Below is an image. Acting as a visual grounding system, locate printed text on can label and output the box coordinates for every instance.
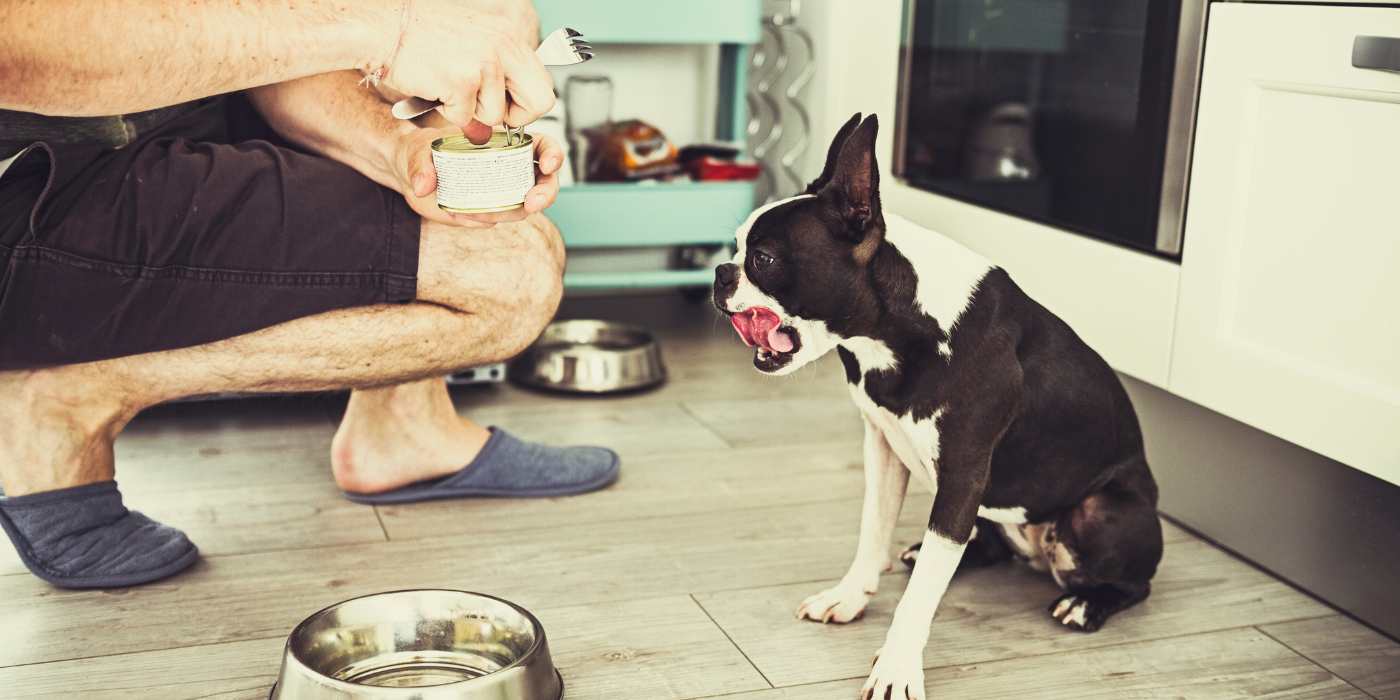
[432,145,535,212]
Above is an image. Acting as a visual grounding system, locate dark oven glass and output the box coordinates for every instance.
[895,0,1182,254]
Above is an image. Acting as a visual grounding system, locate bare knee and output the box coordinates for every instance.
[528,213,566,272]
[416,216,564,360]
[496,215,563,354]
[497,226,563,356]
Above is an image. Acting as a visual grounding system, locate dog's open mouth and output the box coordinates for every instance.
[728,306,801,372]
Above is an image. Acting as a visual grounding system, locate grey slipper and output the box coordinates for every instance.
[343,427,620,505]
[0,481,200,589]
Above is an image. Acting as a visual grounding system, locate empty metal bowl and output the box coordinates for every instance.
[271,589,562,699]
[510,320,666,394]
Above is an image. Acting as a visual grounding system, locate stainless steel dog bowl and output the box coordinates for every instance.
[510,320,666,394]
[271,589,562,699]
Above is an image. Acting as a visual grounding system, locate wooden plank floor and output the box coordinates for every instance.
[2,294,1396,699]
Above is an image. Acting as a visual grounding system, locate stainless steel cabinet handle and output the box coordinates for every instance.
[1353,36,1400,73]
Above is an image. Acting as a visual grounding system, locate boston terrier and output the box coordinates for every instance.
[713,114,1163,700]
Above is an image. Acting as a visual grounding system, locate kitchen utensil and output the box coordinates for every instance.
[563,74,613,182]
[391,27,594,130]
[563,74,613,133]
[271,589,562,699]
[510,320,666,394]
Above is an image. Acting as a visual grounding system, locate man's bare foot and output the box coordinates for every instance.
[330,378,491,494]
[0,366,135,496]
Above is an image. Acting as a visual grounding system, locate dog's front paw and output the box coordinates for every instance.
[861,648,926,700]
[796,584,873,624]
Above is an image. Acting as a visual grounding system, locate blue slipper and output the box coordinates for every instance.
[0,481,200,589]
[343,428,620,505]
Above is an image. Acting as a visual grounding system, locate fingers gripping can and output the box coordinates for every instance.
[430,133,535,214]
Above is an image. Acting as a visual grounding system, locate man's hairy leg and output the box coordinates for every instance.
[329,211,568,495]
[0,216,563,498]
[310,73,566,496]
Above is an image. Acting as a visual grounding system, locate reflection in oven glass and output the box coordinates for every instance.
[896,0,1182,254]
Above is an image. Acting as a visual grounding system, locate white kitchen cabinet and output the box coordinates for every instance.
[1172,3,1400,483]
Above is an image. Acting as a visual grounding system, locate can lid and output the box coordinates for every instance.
[432,132,533,153]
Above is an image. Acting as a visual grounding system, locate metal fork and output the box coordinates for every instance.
[391,26,594,143]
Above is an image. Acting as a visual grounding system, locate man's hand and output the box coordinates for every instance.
[395,127,566,228]
[384,0,554,141]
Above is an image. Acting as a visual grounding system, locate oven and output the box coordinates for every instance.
[894,0,1206,257]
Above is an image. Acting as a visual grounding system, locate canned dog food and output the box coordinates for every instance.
[431,132,535,214]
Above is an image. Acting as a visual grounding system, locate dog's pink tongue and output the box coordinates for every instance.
[741,307,793,352]
[730,307,793,352]
[767,326,794,352]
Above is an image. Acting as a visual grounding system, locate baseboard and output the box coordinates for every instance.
[1120,373,1400,642]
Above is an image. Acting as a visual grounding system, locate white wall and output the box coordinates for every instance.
[796,0,902,176]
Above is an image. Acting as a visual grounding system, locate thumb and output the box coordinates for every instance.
[406,137,436,197]
[464,119,494,145]
[408,145,436,197]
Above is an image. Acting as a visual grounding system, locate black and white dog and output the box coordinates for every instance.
[713,114,1163,699]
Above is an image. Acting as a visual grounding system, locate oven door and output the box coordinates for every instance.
[894,0,1204,257]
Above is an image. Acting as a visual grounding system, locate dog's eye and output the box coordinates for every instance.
[753,252,775,270]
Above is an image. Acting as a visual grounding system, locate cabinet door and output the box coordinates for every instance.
[1172,3,1400,482]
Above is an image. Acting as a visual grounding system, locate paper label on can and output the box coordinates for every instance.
[432,145,535,211]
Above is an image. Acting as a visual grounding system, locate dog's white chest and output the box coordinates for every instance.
[849,385,941,491]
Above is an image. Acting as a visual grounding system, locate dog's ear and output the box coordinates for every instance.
[804,113,863,195]
[819,114,883,264]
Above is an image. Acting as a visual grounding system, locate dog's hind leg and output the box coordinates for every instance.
[899,517,1012,572]
[1045,464,1163,633]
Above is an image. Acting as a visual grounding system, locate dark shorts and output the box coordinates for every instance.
[0,96,420,370]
